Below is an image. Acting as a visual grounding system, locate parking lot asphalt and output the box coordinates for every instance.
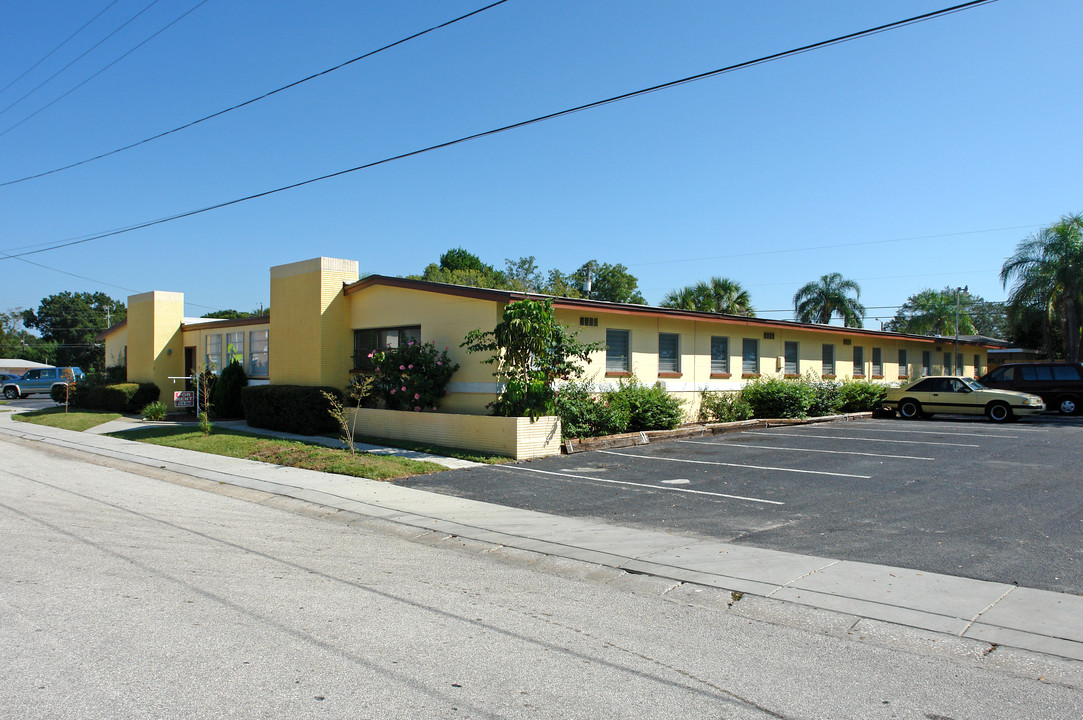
[398,414,1083,595]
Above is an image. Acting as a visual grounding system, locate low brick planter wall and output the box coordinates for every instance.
[345,408,561,460]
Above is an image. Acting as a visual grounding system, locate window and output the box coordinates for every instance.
[742,338,758,375]
[944,352,953,374]
[354,326,421,369]
[784,341,799,375]
[658,333,680,374]
[922,351,932,376]
[1052,364,1082,380]
[249,330,269,376]
[988,366,1014,382]
[898,349,908,377]
[871,348,882,377]
[710,336,729,375]
[205,334,222,372]
[853,346,864,377]
[606,329,630,373]
[974,354,981,376]
[956,353,964,375]
[225,332,245,367]
[822,344,835,376]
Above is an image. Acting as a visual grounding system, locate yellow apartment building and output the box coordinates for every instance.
[100,256,994,416]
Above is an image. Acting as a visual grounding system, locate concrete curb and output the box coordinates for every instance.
[563,412,873,453]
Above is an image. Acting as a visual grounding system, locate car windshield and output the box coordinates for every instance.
[961,378,986,391]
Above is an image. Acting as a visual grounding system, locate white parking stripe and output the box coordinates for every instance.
[501,464,784,505]
[792,425,1014,439]
[597,450,873,479]
[743,431,979,448]
[676,439,935,461]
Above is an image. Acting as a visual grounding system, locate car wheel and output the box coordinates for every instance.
[898,399,922,420]
[986,401,1012,423]
[3,386,18,400]
[1057,396,1078,415]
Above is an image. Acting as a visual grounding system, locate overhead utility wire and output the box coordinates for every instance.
[0,0,123,96]
[0,0,513,186]
[0,0,163,118]
[0,0,211,138]
[1,0,999,260]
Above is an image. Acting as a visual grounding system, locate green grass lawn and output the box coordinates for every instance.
[13,407,122,431]
[114,426,444,481]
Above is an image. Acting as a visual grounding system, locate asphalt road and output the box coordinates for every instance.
[398,415,1083,595]
[3,437,1082,719]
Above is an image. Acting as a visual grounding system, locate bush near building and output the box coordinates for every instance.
[242,385,343,435]
[556,379,684,439]
[211,360,248,419]
[54,380,160,413]
[698,376,888,423]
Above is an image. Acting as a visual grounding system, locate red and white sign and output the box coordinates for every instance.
[174,390,195,408]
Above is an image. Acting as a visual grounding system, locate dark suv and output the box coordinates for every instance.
[977,362,1083,415]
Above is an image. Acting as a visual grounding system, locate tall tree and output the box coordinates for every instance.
[793,273,865,327]
[884,288,978,337]
[408,247,508,289]
[21,291,126,370]
[571,260,646,304]
[1001,213,1083,361]
[1,309,47,362]
[661,277,753,316]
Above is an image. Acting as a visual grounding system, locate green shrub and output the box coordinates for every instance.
[740,377,815,419]
[141,401,168,421]
[211,360,248,418]
[50,383,76,404]
[242,385,343,435]
[835,379,888,413]
[698,389,753,423]
[369,340,459,412]
[608,379,685,432]
[68,381,160,413]
[555,381,630,439]
[805,377,841,417]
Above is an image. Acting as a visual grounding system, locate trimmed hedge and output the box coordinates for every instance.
[241,385,343,435]
[212,360,247,418]
[60,381,160,413]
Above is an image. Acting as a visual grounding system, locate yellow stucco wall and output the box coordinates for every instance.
[557,307,988,420]
[126,291,185,410]
[103,325,128,369]
[347,284,503,414]
[269,257,359,387]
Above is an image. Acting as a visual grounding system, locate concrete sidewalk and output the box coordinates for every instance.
[3,411,1082,663]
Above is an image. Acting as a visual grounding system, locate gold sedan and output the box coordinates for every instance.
[883,376,1045,423]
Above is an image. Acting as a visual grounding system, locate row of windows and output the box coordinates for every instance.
[604,330,982,377]
[205,330,269,376]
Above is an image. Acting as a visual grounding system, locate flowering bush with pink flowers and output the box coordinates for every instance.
[367,340,459,411]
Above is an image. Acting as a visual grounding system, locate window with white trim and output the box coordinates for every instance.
[606,329,630,373]
[249,330,269,376]
[710,336,729,374]
[742,338,758,375]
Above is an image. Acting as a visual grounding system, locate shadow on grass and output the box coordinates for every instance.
[112,426,445,481]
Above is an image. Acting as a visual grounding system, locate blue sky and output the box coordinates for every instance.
[2,0,1081,328]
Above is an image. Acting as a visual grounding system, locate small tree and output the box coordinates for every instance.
[462,298,602,419]
[323,375,374,454]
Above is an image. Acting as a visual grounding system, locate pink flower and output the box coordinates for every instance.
[367,351,374,358]
[413,406,421,411]
[436,361,442,366]
[414,393,420,399]
[401,386,406,392]
[390,389,396,394]
[399,365,405,370]
[408,364,413,369]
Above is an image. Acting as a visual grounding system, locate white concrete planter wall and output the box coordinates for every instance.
[345,408,561,460]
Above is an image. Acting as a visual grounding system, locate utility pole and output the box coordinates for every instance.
[954,285,968,376]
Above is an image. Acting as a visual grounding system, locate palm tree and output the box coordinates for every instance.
[1001,213,1083,361]
[886,288,977,336]
[661,277,754,316]
[793,273,865,327]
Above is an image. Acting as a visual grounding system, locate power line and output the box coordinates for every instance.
[0,0,211,139]
[0,0,1000,260]
[0,0,164,119]
[0,0,513,187]
[0,0,122,97]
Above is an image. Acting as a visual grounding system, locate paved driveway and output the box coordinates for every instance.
[398,415,1083,595]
